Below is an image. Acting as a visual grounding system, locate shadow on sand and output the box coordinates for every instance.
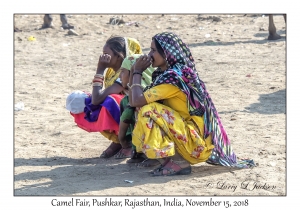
[14,156,244,196]
[245,89,286,115]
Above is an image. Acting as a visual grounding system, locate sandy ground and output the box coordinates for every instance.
[14,14,286,196]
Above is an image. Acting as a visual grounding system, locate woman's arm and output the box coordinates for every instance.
[91,53,124,105]
[129,55,151,107]
[129,73,147,107]
[92,83,124,105]
[128,65,134,106]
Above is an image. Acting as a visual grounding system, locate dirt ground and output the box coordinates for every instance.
[13,14,286,196]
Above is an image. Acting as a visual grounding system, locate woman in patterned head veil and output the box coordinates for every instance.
[69,35,143,159]
[129,32,254,176]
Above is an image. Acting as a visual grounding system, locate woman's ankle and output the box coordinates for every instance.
[118,139,132,149]
[121,143,132,149]
[169,153,190,168]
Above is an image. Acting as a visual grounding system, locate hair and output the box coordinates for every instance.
[153,38,166,59]
[105,36,126,59]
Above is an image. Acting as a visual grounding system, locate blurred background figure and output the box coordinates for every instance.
[42,14,74,29]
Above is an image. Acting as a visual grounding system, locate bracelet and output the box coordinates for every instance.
[130,84,143,89]
[93,73,104,85]
[93,82,103,87]
[127,83,131,89]
[94,74,104,80]
[94,74,104,79]
[92,78,103,83]
[94,77,104,81]
[132,72,143,76]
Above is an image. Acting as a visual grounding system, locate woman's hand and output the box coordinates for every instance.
[97,54,111,73]
[134,54,152,73]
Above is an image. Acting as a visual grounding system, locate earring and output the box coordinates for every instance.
[165,58,170,68]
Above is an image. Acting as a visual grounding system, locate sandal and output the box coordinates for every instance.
[126,150,146,163]
[152,159,191,176]
[206,159,220,166]
[136,158,161,167]
[150,158,171,174]
[114,147,132,159]
[100,142,122,158]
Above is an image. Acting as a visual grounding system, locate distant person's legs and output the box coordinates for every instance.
[60,14,74,30]
[42,14,74,29]
[41,14,54,28]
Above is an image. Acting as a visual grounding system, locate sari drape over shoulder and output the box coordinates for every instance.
[133,32,254,168]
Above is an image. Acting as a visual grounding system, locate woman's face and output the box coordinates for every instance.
[119,68,130,88]
[102,44,120,67]
[148,40,166,69]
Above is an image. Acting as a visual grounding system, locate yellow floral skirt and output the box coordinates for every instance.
[132,102,214,164]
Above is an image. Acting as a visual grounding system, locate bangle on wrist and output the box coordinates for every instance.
[93,73,104,87]
[93,82,103,87]
[94,74,104,79]
[92,78,103,83]
[130,84,143,90]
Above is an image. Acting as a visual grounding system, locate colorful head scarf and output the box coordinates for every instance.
[125,37,143,57]
[146,32,254,168]
[104,37,143,88]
